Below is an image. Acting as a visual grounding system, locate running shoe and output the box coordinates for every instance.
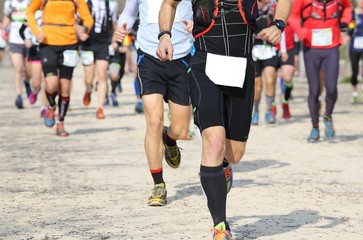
[307,128,320,143]
[163,126,181,168]
[44,107,55,127]
[223,159,233,194]
[351,91,359,104]
[282,102,291,119]
[23,79,31,98]
[104,95,110,106]
[212,222,233,240]
[323,115,335,138]
[96,108,105,119]
[29,92,38,105]
[56,122,69,137]
[147,183,167,206]
[83,91,91,106]
[271,104,277,118]
[15,95,24,109]
[135,101,144,113]
[265,112,275,124]
[40,108,47,118]
[110,93,119,107]
[251,112,259,125]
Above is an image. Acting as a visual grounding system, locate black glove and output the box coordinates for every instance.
[340,22,348,32]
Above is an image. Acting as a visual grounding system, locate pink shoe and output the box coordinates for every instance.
[29,92,38,105]
[40,109,47,118]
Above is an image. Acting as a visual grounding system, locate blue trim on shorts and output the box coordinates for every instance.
[137,54,145,65]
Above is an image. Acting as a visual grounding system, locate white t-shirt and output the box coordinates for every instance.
[4,0,30,44]
[118,0,194,60]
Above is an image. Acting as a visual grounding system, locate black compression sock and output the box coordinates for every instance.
[111,80,119,94]
[200,164,227,226]
[164,129,176,146]
[58,96,70,122]
[150,168,164,185]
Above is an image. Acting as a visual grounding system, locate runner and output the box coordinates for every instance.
[278,18,296,119]
[157,0,291,238]
[0,23,6,63]
[347,0,363,103]
[2,0,31,109]
[26,0,94,136]
[289,0,352,142]
[19,10,49,116]
[114,0,194,206]
[252,0,279,125]
[80,0,118,119]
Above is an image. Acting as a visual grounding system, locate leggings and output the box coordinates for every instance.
[303,46,339,127]
[349,51,363,87]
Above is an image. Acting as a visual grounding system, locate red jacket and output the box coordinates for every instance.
[288,0,352,49]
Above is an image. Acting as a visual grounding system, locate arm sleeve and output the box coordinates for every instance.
[111,1,119,22]
[19,24,27,40]
[117,0,139,31]
[26,0,43,36]
[340,0,353,25]
[77,0,94,33]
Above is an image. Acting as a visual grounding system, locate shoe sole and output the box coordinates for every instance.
[147,199,166,206]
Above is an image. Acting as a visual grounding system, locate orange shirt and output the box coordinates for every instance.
[26,0,94,46]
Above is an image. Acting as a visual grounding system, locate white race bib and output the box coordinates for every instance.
[80,50,94,66]
[353,36,363,49]
[206,53,247,88]
[312,28,333,47]
[108,45,115,56]
[146,0,181,23]
[63,50,79,67]
[252,44,275,61]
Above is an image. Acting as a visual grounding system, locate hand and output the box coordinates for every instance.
[257,25,282,45]
[75,24,87,34]
[182,19,193,33]
[36,32,45,42]
[25,39,33,48]
[342,35,350,46]
[114,23,129,43]
[111,41,118,50]
[78,32,89,42]
[281,52,288,62]
[156,34,173,61]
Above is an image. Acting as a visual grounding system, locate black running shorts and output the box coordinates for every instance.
[136,49,190,106]
[28,45,41,62]
[81,40,109,62]
[188,50,255,142]
[254,54,280,77]
[280,50,295,66]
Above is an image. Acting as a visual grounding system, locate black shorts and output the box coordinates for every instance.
[136,49,190,106]
[292,41,301,56]
[80,40,109,63]
[280,50,295,66]
[39,44,78,80]
[188,50,255,142]
[254,55,279,77]
[28,45,41,62]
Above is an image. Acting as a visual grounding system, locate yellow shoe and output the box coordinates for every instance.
[147,183,167,206]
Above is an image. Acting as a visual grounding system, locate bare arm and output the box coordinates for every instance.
[258,0,292,45]
[156,0,181,61]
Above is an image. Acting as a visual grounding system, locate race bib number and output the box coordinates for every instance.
[146,0,181,23]
[108,45,115,56]
[206,53,247,88]
[311,28,333,47]
[252,45,276,61]
[63,50,79,67]
[80,50,94,66]
[353,36,363,49]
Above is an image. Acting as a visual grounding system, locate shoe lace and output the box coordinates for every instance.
[151,185,165,197]
[165,145,181,158]
[211,228,232,240]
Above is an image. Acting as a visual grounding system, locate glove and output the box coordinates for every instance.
[340,22,348,32]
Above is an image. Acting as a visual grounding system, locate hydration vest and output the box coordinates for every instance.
[301,0,343,23]
[86,0,113,33]
[192,0,258,39]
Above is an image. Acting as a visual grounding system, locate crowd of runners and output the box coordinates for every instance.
[0,0,361,239]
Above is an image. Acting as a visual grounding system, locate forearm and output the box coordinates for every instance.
[159,0,180,32]
[26,0,42,36]
[2,16,11,30]
[274,0,292,23]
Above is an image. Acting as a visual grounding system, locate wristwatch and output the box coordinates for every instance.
[271,19,286,33]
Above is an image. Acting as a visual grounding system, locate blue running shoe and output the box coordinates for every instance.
[23,79,31,98]
[44,107,55,127]
[307,128,320,143]
[265,112,275,124]
[135,101,144,113]
[252,112,259,125]
[110,93,119,107]
[223,159,233,194]
[212,222,233,240]
[15,95,24,109]
[323,116,335,138]
[104,95,110,106]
